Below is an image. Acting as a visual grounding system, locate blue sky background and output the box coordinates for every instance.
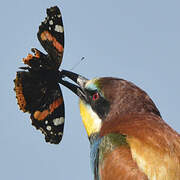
[1,0,180,179]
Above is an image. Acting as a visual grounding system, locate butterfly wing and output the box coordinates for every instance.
[14,69,65,144]
[37,6,64,69]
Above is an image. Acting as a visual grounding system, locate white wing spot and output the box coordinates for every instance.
[58,132,63,136]
[45,120,48,125]
[46,125,51,131]
[53,117,64,126]
[49,20,53,25]
[49,26,51,30]
[57,14,61,18]
[54,25,64,33]
[44,19,47,24]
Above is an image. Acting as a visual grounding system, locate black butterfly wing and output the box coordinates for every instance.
[37,6,64,69]
[14,70,65,144]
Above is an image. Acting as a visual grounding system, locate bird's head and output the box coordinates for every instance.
[60,70,161,138]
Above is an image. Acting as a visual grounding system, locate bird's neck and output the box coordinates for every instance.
[89,132,129,179]
[89,133,101,179]
[89,133,100,144]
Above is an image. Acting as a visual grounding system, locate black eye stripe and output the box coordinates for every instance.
[86,89,98,96]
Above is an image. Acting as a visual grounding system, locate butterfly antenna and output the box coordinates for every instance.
[60,57,85,80]
[70,57,85,71]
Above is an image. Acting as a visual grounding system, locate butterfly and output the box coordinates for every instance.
[14,6,65,144]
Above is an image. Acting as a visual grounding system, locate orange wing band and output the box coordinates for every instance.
[33,97,63,121]
[40,31,64,53]
[14,76,27,112]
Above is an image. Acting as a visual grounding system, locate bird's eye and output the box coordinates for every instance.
[92,92,99,101]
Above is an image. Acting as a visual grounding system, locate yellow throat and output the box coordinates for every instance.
[79,100,102,137]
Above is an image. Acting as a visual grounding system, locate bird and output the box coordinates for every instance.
[59,69,180,180]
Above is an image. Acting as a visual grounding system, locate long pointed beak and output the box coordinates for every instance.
[59,70,89,102]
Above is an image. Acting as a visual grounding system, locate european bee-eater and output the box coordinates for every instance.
[60,70,180,180]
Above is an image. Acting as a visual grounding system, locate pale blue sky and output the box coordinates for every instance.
[1,1,180,179]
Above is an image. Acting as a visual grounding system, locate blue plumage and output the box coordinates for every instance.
[90,134,101,180]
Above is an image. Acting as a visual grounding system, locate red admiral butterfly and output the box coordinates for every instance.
[14,6,65,144]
